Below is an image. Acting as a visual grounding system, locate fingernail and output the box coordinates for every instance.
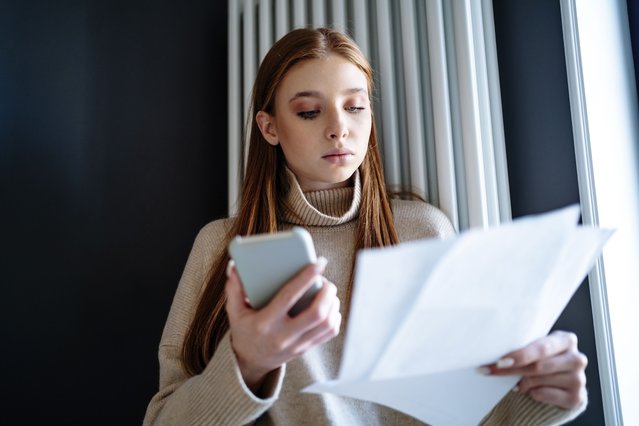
[476,366,491,375]
[496,357,515,369]
[511,385,520,392]
[316,256,328,270]
[226,259,235,277]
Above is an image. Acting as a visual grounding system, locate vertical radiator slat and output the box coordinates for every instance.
[416,0,438,205]
[375,0,401,188]
[391,0,411,188]
[443,0,469,229]
[469,0,500,226]
[400,0,428,198]
[259,0,273,61]
[312,0,326,26]
[352,0,369,58]
[293,0,307,28]
[426,0,459,229]
[481,0,511,223]
[452,0,488,228]
[275,0,288,39]
[228,0,242,214]
[243,0,257,169]
[331,0,346,32]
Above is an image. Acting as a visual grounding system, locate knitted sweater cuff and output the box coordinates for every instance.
[481,389,587,425]
[190,332,285,424]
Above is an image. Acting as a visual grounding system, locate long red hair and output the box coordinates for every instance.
[182,27,399,376]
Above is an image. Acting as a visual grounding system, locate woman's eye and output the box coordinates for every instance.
[297,110,320,120]
[346,106,366,113]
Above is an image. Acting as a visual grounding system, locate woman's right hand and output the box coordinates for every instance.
[224,257,341,393]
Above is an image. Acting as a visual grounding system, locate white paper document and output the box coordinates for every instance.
[304,205,612,425]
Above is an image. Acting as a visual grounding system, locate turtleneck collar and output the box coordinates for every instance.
[279,167,361,226]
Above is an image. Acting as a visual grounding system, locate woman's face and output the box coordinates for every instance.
[257,55,372,191]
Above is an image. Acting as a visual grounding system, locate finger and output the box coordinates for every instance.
[292,319,341,356]
[289,280,338,337]
[267,257,328,316]
[225,262,251,320]
[296,293,341,342]
[226,260,251,305]
[518,370,586,394]
[308,300,342,345]
[225,259,236,278]
[289,297,342,356]
[527,385,588,410]
[490,350,588,377]
[493,331,578,370]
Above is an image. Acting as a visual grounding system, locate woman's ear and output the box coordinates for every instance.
[255,111,279,146]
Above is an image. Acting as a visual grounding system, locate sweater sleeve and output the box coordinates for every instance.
[143,221,285,426]
[392,199,457,241]
[480,388,587,425]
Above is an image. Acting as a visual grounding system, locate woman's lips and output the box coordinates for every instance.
[322,149,354,164]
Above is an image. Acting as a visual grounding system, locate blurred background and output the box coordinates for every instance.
[1,0,227,424]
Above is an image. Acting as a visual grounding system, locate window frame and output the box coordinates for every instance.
[560,0,639,424]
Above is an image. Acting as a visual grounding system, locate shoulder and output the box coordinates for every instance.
[159,217,236,347]
[196,216,235,242]
[192,217,235,259]
[391,199,456,242]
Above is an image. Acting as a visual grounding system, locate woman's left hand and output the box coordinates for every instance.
[482,330,588,410]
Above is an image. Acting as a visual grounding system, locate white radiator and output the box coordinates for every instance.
[228,0,510,231]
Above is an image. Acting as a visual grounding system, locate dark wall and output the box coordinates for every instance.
[1,1,227,424]
[629,0,639,94]
[493,1,603,424]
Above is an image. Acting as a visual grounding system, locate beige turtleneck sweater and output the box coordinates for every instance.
[143,171,586,425]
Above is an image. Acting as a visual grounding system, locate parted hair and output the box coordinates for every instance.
[182,27,400,376]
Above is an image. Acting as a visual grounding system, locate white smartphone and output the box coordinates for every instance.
[228,227,323,316]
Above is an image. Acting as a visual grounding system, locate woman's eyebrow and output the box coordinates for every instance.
[344,87,367,95]
[288,87,367,103]
[289,90,321,102]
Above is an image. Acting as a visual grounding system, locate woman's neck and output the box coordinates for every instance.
[279,167,361,227]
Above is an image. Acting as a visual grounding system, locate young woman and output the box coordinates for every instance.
[144,28,588,425]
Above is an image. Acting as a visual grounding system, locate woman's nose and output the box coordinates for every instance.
[325,109,349,141]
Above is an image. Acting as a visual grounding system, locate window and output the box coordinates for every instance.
[561,0,639,423]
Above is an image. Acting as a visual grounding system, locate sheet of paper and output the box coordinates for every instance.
[304,205,612,425]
